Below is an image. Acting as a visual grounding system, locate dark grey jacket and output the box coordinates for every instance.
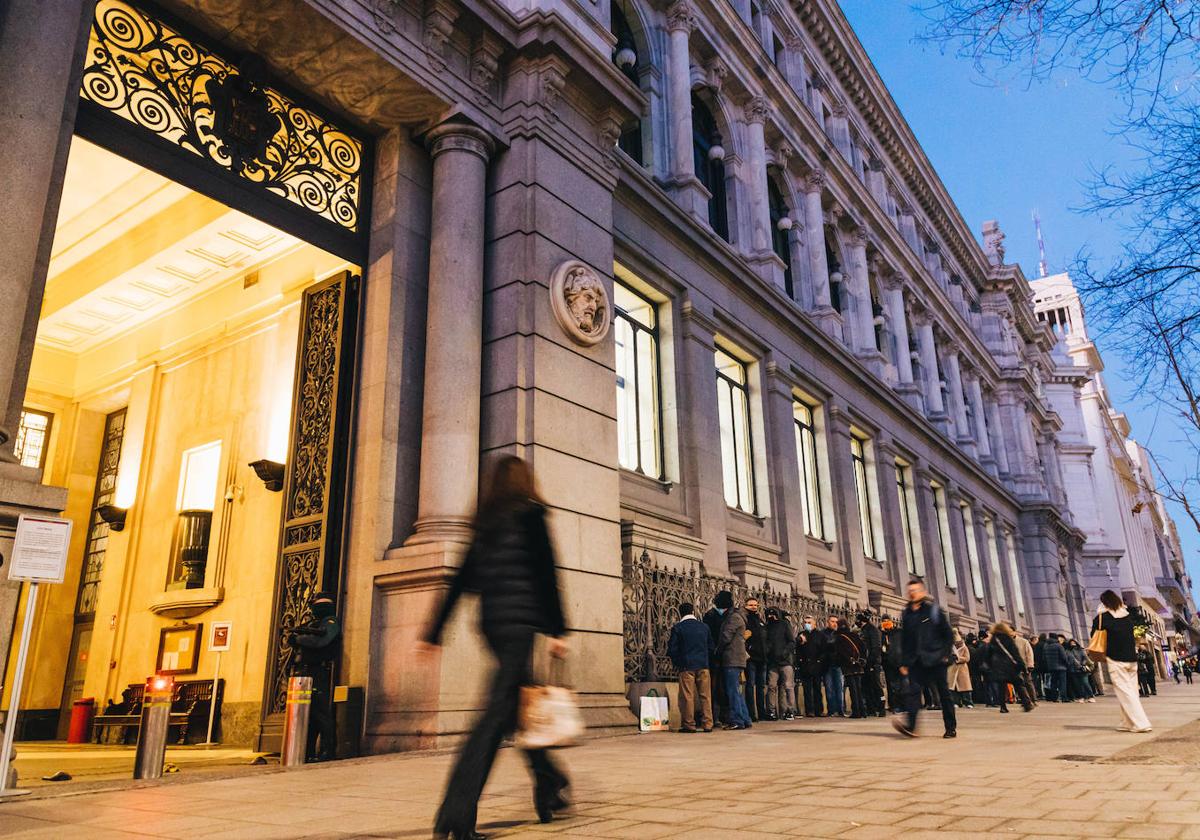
[717,607,749,668]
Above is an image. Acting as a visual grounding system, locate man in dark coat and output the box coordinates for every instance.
[1041,634,1070,702]
[794,614,826,716]
[667,602,713,732]
[703,597,729,725]
[881,618,903,712]
[743,598,768,721]
[857,611,885,717]
[290,592,342,761]
[764,607,796,720]
[714,590,753,729]
[893,579,956,738]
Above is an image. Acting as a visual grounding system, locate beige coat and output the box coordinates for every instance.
[947,641,972,692]
[1014,635,1035,669]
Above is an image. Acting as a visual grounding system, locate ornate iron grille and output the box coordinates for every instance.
[77,409,126,618]
[80,0,363,232]
[623,549,882,683]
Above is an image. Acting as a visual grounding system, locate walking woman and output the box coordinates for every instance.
[419,456,571,840]
[947,629,973,707]
[1095,590,1152,733]
[986,622,1034,713]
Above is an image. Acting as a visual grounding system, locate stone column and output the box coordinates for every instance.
[987,398,1011,477]
[882,276,915,385]
[945,484,977,618]
[787,225,811,308]
[0,0,94,452]
[664,1,708,219]
[943,350,975,453]
[912,461,947,602]
[0,0,87,691]
[802,172,840,337]
[914,316,947,426]
[873,435,907,584]
[764,364,810,581]
[827,102,852,160]
[745,97,771,254]
[898,206,920,253]
[744,97,785,290]
[865,158,887,206]
[408,122,495,545]
[967,375,995,468]
[847,229,876,356]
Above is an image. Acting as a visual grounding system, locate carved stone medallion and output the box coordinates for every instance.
[549,260,611,346]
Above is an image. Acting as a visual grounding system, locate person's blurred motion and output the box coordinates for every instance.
[417,455,571,840]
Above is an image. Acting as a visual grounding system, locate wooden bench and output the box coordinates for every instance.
[92,679,224,745]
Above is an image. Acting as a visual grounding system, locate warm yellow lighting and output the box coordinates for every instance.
[114,470,138,509]
[266,330,296,463]
[177,441,222,511]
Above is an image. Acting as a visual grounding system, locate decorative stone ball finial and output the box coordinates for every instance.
[550,260,611,346]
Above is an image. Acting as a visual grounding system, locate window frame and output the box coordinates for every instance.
[931,481,957,591]
[14,408,53,471]
[983,515,1006,609]
[614,281,665,479]
[793,399,826,540]
[895,461,922,576]
[1005,529,1027,616]
[715,348,757,515]
[959,501,986,601]
[850,435,877,561]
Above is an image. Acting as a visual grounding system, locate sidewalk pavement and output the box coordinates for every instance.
[11,744,264,788]
[1,681,1198,838]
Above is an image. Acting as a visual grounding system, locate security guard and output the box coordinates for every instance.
[289,591,341,761]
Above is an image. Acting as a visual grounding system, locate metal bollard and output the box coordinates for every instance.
[134,675,174,780]
[280,676,312,767]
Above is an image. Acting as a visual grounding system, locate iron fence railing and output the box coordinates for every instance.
[622,548,889,683]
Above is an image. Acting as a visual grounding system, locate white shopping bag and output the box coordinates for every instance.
[639,689,669,732]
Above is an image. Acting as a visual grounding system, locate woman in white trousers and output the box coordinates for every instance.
[1093,590,1152,733]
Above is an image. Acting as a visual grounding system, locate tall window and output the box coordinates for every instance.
[14,408,52,470]
[610,2,643,164]
[1005,529,1027,616]
[896,462,922,575]
[851,435,877,560]
[768,178,793,299]
[716,348,755,513]
[78,409,126,617]
[793,400,825,540]
[984,515,1005,608]
[932,481,957,590]
[959,502,985,600]
[614,282,662,478]
[692,94,729,241]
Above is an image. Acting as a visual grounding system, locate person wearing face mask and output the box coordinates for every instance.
[289,592,342,762]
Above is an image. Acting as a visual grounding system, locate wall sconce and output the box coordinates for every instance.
[776,214,793,232]
[614,32,637,69]
[97,504,128,532]
[249,459,285,492]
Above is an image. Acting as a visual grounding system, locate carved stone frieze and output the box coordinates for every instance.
[550,260,611,346]
[470,32,504,105]
[423,0,459,71]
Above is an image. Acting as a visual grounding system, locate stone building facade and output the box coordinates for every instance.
[0,0,1105,750]
[1034,273,1199,659]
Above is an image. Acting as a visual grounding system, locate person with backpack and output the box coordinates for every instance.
[893,579,956,739]
[834,617,867,718]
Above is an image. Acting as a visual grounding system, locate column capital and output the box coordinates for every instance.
[666,0,699,33]
[425,120,497,162]
[880,272,906,293]
[804,169,825,192]
[744,95,772,125]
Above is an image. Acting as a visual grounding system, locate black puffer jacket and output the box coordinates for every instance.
[745,611,768,664]
[424,501,565,644]
[858,621,883,668]
[765,616,795,667]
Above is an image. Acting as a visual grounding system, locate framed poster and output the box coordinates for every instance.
[9,514,72,583]
[209,621,232,652]
[157,623,202,675]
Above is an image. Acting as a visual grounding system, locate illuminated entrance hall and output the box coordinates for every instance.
[4,136,350,745]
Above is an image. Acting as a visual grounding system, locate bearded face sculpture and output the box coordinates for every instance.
[550,260,611,346]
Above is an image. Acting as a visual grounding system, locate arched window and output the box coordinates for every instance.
[768,178,793,299]
[610,2,644,164]
[691,93,729,241]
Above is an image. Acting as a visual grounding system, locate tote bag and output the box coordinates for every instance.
[514,637,585,749]
[639,688,669,732]
[1086,613,1108,663]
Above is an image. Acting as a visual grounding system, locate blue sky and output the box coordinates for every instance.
[837,1,1200,602]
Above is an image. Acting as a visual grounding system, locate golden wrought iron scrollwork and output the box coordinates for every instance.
[80,0,362,232]
[265,273,356,716]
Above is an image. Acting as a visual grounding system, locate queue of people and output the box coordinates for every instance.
[665,580,1168,739]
